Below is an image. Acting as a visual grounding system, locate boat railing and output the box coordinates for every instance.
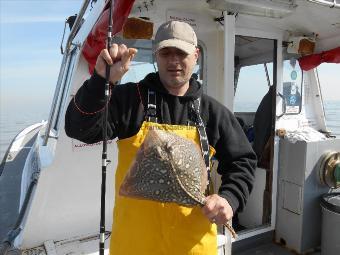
[65,0,92,54]
[306,0,340,9]
[43,0,91,146]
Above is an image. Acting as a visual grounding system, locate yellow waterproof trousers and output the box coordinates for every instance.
[109,121,217,255]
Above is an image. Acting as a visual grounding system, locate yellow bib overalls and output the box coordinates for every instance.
[109,120,217,255]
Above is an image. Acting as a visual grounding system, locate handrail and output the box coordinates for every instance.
[43,55,69,146]
[307,0,340,9]
[66,0,92,54]
[43,0,91,146]
[276,92,286,118]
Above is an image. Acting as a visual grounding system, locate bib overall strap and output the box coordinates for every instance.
[190,98,211,186]
[145,89,158,122]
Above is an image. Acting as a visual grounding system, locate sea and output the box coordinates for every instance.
[0,100,339,161]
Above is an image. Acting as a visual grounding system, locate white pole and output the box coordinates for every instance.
[223,11,235,111]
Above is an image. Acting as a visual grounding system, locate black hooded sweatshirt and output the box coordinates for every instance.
[65,71,257,213]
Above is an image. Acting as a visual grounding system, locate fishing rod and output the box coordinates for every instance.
[100,0,114,254]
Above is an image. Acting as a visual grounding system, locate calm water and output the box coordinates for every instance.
[0,100,339,161]
[324,100,340,137]
[0,103,50,161]
[234,100,340,135]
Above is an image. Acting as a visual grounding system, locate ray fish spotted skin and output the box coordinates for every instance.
[119,129,238,239]
[119,129,207,206]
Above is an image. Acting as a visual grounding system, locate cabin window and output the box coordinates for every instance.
[234,63,273,112]
[233,35,275,113]
[282,58,302,114]
[118,39,155,84]
[193,44,207,93]
[316,63,340,137]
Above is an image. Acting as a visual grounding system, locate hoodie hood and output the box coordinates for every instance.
[140,72,203,100]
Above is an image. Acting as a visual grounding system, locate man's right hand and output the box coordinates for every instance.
[95,44,137,84]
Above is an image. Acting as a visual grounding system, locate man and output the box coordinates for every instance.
[65,20,256,255]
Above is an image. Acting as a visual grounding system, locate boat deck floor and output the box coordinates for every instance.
[0,130,39,242]
[1,241,322,255]
[234,242,320,255]
[231,229,321,255]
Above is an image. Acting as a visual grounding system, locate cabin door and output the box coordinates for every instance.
[233,35,277,235]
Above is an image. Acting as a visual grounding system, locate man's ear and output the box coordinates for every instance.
[195,47,200,60]
[193,48,199,63]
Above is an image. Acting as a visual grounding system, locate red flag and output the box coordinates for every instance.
[298,47,340,71]
[82,0,136,74]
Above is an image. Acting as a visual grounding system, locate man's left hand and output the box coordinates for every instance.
[201,194,234,225]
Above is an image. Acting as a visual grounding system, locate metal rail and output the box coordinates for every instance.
[65,0,92,54]
[307,0,340,9]
[43,0,92,146]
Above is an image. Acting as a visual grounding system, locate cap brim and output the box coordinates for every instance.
[154,39,196,55]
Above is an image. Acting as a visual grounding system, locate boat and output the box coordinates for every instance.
[1,0,340,254]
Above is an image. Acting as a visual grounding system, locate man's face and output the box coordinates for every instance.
[155,47,199,90]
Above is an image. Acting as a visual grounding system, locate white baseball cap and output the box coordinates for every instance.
[153,20,197,54]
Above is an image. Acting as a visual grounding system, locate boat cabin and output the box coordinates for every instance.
[1,0,339,254]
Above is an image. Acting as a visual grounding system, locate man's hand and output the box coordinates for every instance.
[201,194,234,225]
[95,44,137,84]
